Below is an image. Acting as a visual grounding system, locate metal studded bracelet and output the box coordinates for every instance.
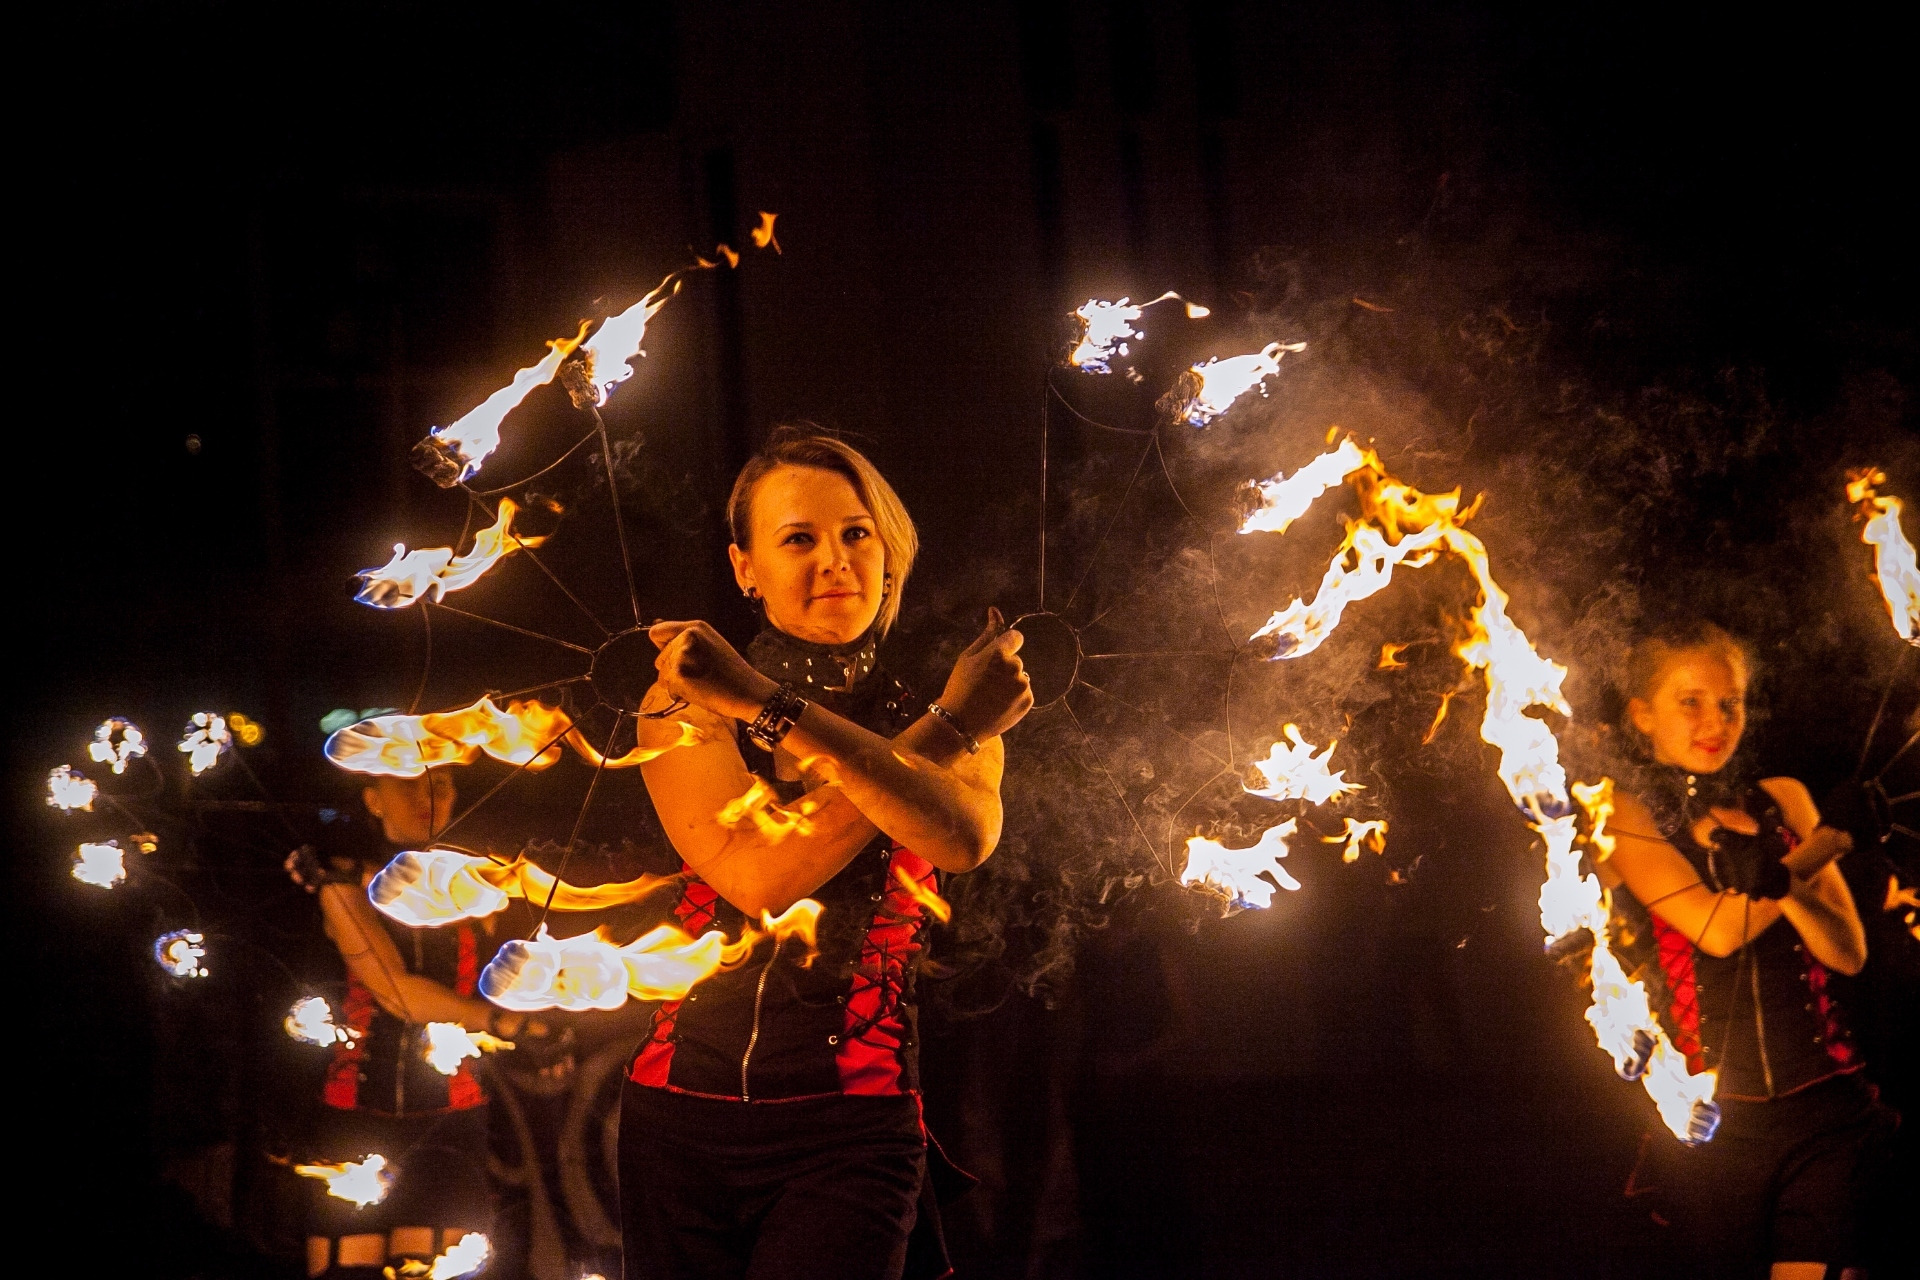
[926,702,980,754]
[745,683,808,753]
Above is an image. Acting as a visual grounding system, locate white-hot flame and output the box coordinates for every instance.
[293,1154,392,1208]
[578,276,680,405]
[355,498,546,610]
[1241,438,1371,535]
[178,713,231,776]
[89,718,148,774]
[154,930,208,978]
[1323,818,1388,863]
[422,1022,485,1075]
[1243,724,1364,805]
[368,849,673,927]
[326,697,699,779]
[421,322,589,484]
[285,996,354,1047]
[1848,469,1920,644]
[1170,341,1306,427]
[73,841,127,888]
[48,764,98,811]
[1067,292,1210,374]
[1181,821,1301,909]
[429,1232,492,1279]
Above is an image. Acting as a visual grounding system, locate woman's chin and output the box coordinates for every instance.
[775,604,875,645]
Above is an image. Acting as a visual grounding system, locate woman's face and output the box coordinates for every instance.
[1627,649,1747,774]
[730,465,886,645]
[362,770,457,846]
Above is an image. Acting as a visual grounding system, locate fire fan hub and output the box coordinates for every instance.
[1011,612,1080,709]
[589,627,662,713]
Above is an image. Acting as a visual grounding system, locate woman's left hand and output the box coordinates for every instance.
[650,620,779,722]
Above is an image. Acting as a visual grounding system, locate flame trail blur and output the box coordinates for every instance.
[1182,821,1301,909]
[1067,292,1210,374]
[285,996,354,1046]
[355,498,547,609]
[1323,818,1389,863]
[155,930,208,978]
[414,321,590,486]
[1165,341,1306,427]
[368,848,675,927]
[178,712,232,775]
[89,717,148,774]
[294,1154,392,1208]
[1239,447,1718,1142]
[750,211,781,253]
[47,765,97,811]
[72,840,126,887]
[1847,468,1920,644]
[325,697,701,779]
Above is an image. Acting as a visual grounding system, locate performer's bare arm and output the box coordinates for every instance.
[1756,777,1866,975]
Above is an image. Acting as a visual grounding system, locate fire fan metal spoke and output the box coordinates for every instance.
[1058,696,1166,874]
[429,723,580,847]
[534,714,625,933]
[591,407,643,628]
[460,486,613,639]
[426,601,598,656]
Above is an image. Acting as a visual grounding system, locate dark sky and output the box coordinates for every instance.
[27,4,1920,1276]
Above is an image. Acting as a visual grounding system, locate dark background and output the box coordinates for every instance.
[24,3,1920,1277]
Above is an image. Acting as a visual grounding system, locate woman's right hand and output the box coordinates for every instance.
[935,608,1034,743]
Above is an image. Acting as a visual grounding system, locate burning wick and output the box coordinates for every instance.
[575,274,682,406]
[88,717,148,774]
[367,849,675,927]
[285,996,354,1047]
[1066,292,1211,375]
[355,497,547,610]
[426,1232,492,1279]
[47,764,97,812]
[178,713,232,776]
[154,930,208,978]
[421,1022,511,1075]
[294,1154,393,1208]
[1847,468,1920,644]
[72,841,127,888]
[1164,341,1306,427]
[413,321,591,487]
[1181,821,1301,910]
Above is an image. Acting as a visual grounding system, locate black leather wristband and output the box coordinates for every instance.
[745,683,808,753]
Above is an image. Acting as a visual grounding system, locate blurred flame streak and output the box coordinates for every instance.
[1242,438,1372,535]
[154,930,208,978]
[1067,292,1210,374]
[369,848,676,927]
[694,245,741,270]
[479,899,823,1012]
[293,1154,392,1208]
[750,211,781,253]
[178,712,232,775]
[325,697,702,778]
[285,996,354,1047]
[427,1232,492,1280]
[892,865,952,923]
[47,765,97,811]
[1847,468,1920,644]
[1351,297,1396,313]
[1421,690,1456,745]
[73,840,126,887]
[717,778,826,842]
[89,717,148,774]
[355,498,547,610]
[1169,341,1307,427]
[579,276,681,405]
[1378,643,1412,670]
[421,321,590,483]
[1572,778,1617,862]
[1182,821,1301,909]
[1243,724,1363,805]
[1323,818,1388,863]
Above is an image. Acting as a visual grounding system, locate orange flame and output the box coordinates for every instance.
[717,778,828,842]
[1847,468,1920,644]
[1243,724,1363,805]
[1168,341,1306,427]
[1421,690,1456,745]
[579,275,681,405]
[355,498,546,610]
[892,864,952,923]
[325,697,701,779]
[1181,821,1301,908]
[293,1154,392,1208]
[1323,818,1388,863]
[1378,643,1411,669]
[72,840,126,888]
[750,211,781,253]
[368,848,675,927]
[420,321,590,484]
[47,765,97,811]
[1067,292,1211,374]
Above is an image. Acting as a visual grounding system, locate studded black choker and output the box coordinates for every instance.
[746,627,881,697]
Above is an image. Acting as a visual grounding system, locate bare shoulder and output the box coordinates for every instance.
[1757,776,1818,838]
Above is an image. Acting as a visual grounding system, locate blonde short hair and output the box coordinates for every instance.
[1622,620,1753,710]
[726,426,918,637]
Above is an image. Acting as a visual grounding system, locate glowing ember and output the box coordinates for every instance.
[1323,818,1388,863]
[47,765,97,812]
[88,718,148,774]
[1167,341,1306,427]
[1181,821,1301,909]
[577,275,680,406]
[368,849,673,927]
[892,864,952,923]
[1847,468,1920,644]
[293,1154,392,1208]
[415,321,590,487]
[1378,643,1412,669]
[1241,438,1372,535]
[131,831,159,854]
[355,498,546,610]
[1067,292,1210,374]
[178,713,232,775]
[428,1232,492,1279]
[228,712,264,746]
[72,841,127,888]
[717,778,826,843]
[285,996,354,1047]
[1884,876,1920,942]
[326,697,698,779]
[750,211,781,253]
[154,929,208,978]
[1243,725,1363,805]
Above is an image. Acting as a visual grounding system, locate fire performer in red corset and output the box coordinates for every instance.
[287,770,552,1278]
[1603,623,1895,1280]
[618,428,1032,1280]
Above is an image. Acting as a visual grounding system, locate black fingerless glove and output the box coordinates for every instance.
[1713,829,1793,901]
[284,844,357,892]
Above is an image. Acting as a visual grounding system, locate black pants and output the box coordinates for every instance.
[619,1083,927,1280]
[1662,1072,1896,1277]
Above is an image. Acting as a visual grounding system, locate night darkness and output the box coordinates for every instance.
[24,4,1920,1278]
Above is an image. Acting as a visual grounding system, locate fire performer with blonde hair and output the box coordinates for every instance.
[616,426,1032,1279]
[1602,621,1894,1280]
[286,769,553,1278]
